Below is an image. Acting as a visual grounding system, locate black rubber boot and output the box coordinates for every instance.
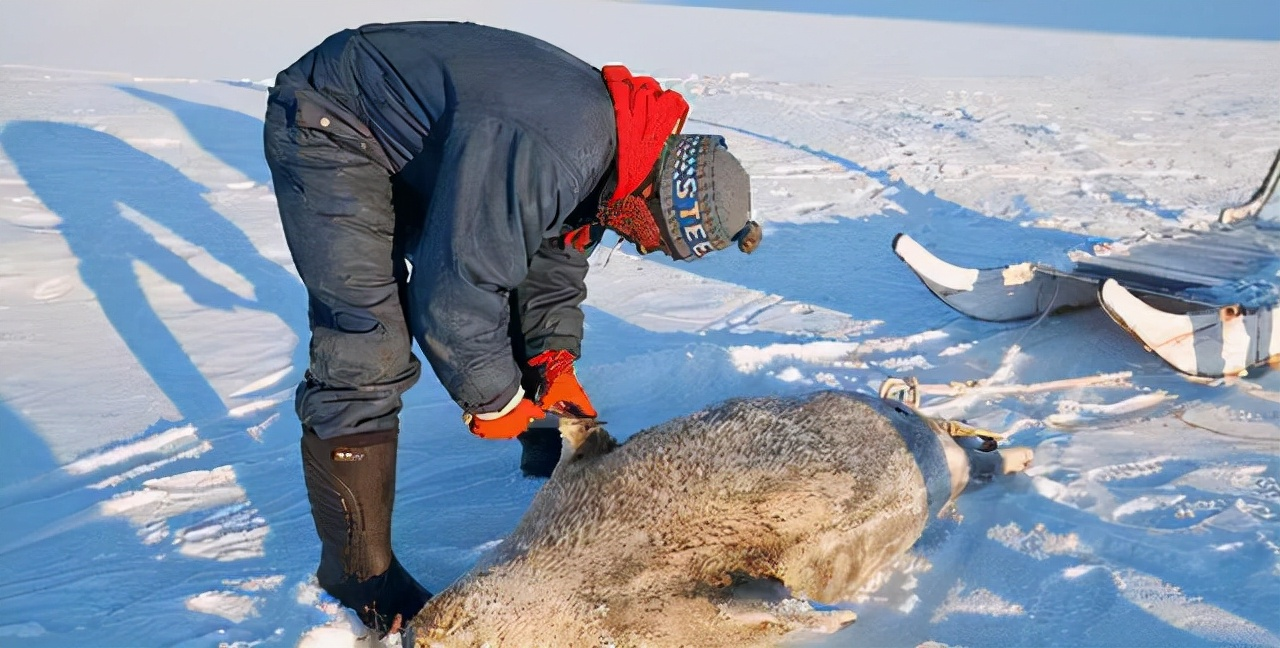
[518,424,562,478]
[301,428,431,634]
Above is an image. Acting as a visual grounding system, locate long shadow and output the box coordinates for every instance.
[111,87,310,373]
[0,400,57,489]
[0,121,304,424]
[0,398,164,644]
[659,121,1095,337]
[0,400,63,549]
[116,86,272,186]
[0,121,312,645]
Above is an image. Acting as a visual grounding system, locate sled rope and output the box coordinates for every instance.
[879,369,1141,443]
[877,377,1007,441]
[925,416,1006,442]
[879,372,1133,404]
[1012,280,1060,349]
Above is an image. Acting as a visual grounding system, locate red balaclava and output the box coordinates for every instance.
[564,65,689,252]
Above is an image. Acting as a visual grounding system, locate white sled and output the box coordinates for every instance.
[1099,279,1278,378]
[893,149,1280,378]
[892,232,1228,321]
[891,233,1098,322]
[896,232,1277,378]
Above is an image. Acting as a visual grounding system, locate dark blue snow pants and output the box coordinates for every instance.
[264,51,421,440]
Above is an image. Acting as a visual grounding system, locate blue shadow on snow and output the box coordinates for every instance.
[0,119,313,645]
[0,400,58,491]
[0,121,304,424]
[116,85,272,186]
[656,121,1096,336]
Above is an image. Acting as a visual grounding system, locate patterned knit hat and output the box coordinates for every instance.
[655,134,761,261]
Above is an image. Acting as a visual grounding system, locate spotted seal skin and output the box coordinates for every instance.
[413,390,1032,647]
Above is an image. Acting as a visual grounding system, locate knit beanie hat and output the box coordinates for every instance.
[655,134,761,261]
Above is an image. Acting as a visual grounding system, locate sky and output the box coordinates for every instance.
[641,0,1280,41]
[3,0,1277,84]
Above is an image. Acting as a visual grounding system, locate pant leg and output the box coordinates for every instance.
[264,83,420,439]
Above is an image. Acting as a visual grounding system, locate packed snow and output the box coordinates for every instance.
[0,1,1277,646]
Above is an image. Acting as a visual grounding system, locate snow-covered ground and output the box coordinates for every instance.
[1,1,1278,646]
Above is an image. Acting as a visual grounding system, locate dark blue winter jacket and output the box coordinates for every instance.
[276,22,618,415]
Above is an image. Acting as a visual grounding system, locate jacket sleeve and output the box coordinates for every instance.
[513,236,590,359]
[407,116,577,415]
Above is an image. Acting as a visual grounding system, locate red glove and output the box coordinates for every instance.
[528,350,597,418]
[465,398,545,440]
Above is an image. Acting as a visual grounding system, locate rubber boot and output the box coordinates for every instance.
[518,424,562,478]
[301,427,431,635]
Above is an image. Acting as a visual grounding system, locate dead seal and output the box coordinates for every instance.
[413,390,1032,647]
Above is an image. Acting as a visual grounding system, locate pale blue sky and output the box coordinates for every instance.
[641,0,1280,40]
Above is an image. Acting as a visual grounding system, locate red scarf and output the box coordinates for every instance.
[564,65,690,252]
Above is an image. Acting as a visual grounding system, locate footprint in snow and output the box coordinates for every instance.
[32,276,75,301]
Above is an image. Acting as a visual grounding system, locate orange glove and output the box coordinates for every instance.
[465,398,545,440]
[528,350,597,418]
